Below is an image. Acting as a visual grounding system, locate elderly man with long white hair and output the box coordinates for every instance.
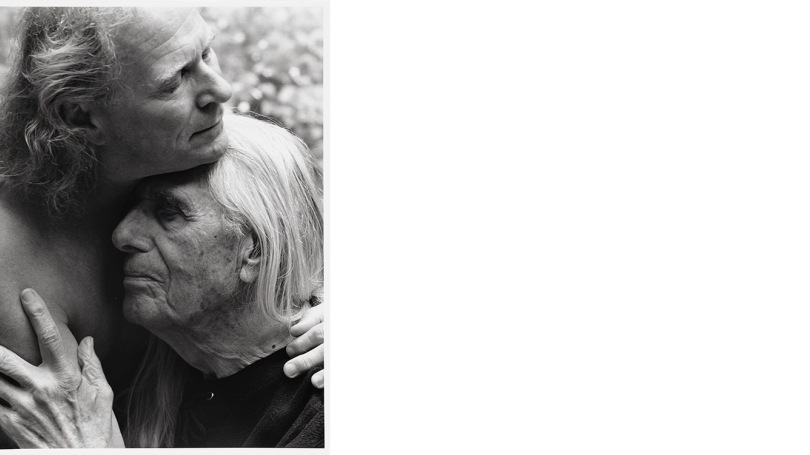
[0,114,325,448]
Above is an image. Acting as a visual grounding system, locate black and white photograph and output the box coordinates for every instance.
[0,5,326,449]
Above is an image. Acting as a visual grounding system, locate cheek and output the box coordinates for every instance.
[113,79,187,134]
[165,240,242,311]
[128,100,191,138]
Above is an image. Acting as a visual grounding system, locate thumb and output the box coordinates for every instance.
[78,337,108,386]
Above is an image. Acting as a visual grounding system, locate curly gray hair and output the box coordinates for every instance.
[0,7,134,220]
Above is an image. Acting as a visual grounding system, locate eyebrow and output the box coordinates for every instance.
[152,190,191,214]
[152,26,220,93]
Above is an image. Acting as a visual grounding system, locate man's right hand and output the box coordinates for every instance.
[0,289,124,448]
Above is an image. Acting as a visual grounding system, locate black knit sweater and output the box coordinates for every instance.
[174,348,324,448]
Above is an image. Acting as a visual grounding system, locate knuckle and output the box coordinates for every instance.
[299,352,316,369]
[34,377,72,400]
[96,381,113,399]
[41,381,62,397]
[300,309,316,325]
[0,352,20,380]
[287,339,303,355]
[313,324,324,343]
[299,307,312,319]
[313,345,325,363]
[0,411,19,431]
[0,349,13,368]
[55,368,82,391]
[31,387,55,404]
[26,301,47,318]
[39,327,60,346]
[14,399,35,419]
[313,302,325,320]
[101,386,114,401]
[59,374,81,391]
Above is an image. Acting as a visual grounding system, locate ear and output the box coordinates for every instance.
[238,233,261,284]
[59,101,106,145]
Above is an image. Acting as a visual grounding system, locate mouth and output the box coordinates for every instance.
[196,120,220,134]
[122,267,159,282]
[122,274,162,297]
[122,275,157,285]
[191,114,224,140]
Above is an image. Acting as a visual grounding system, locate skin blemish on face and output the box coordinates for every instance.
[116,169,248,336]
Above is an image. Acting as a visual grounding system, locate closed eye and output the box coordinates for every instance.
[157,208,182,222]
[153,192,189,225]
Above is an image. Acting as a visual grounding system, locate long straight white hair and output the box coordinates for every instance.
[123,113,324,447]
[208,113,324,325]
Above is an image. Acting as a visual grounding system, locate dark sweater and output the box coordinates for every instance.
[174,349,324,448]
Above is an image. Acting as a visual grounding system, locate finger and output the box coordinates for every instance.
[290,304,324,337]
[311,370,324,389]
[0,375,25,409]
[283,345,324,379]
[286,322,324,356]
[0,413,40,449]
[20,290,74,377]
[0,348,34,390]
[77,338,109,389]
[0,405,19,435]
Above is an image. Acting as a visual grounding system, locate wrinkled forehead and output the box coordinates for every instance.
[133,163,212,200]
[112,7,205,63]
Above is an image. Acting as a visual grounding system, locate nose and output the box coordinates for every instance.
[112,208,151,254]
[195,57,233,109]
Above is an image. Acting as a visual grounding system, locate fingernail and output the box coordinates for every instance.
[284,363,298,378]
[21,288,36,303]
[314,375,324,388]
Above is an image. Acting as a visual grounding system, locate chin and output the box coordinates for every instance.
[189,122,229,158]
[122,295,154,327]
[182,136,229,171]
[121,297,139,324]
[206,129,230,160]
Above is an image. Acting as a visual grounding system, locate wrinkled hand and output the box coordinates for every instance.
[285,303,325,388]
[0,289,124,448]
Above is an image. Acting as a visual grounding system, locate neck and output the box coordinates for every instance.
[154,305,293,379]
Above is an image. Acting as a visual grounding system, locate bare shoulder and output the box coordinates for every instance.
[0,193,51,364]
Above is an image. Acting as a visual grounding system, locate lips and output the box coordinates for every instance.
[123,274,159,286]
[123,273,153,280]
[196,118,221,134]
[193,106,224,137]
[122,264,160,282]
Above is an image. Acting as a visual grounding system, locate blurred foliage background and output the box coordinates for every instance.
[0,6,324,166]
